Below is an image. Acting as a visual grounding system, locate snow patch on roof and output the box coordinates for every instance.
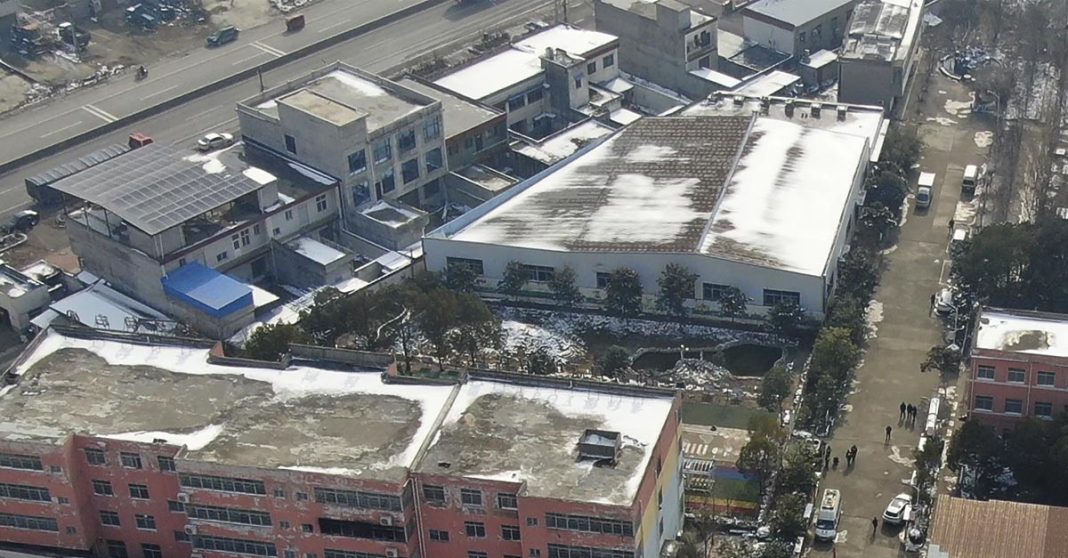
[323,69,387,97]
[102,424,223,451]
[513,24,617,58]
[515,120,616,165]
[291,237,348,266]
[975,309,1068,358]
[434,49,545,100]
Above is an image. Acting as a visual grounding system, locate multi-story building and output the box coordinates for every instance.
[966,307,1068,430]
[237,62,448,212]
[742,0,857,58]
[0,329,683,558]
[53,143,341,338]
[593,0,719,99]
[838,0,924,114]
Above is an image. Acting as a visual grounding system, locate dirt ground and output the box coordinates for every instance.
[0,72,32,113]
[0,213,80,274]
[202,0,280,30]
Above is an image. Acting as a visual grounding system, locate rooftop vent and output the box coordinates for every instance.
[837,105,848,121]
[810,103,822,118]
[784,99,795,117]
[732,95,745,106]
[577,429,621,465]
[759,97,771,114]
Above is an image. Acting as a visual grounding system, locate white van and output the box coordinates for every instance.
[917,172,935,208]
[962,164,979,192]
[814,488,842,541]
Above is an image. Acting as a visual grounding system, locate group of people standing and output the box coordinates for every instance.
[899,401,921,427]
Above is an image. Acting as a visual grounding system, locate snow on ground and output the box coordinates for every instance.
[500,320,585,362]
[102,424,224,451]
[974,131,994,148]
[866,299,884,339]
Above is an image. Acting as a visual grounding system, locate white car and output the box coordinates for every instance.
[882,493,913,525]
[197,132,234,152]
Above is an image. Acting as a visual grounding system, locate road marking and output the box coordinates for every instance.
[140,84,179,101]
[318,20,349,34]
[251,41,286,57]
[231,52,267,66]
[82,104,118,123]
[40,120,84,138]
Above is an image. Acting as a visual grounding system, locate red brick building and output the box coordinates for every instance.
[967,307,1068,430]
[0,331,682,558]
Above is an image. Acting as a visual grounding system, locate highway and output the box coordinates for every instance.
[0,0,586,217]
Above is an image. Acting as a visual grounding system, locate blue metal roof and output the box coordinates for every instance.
[161,262,253,319]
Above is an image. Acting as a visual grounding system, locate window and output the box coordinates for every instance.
[254,224,262,235]
[92,480,114,496]
[272,227,281,236]
[240,228,251,247]
[175,530,190,542]
[527,88,544,103]
[402,158,420,184]
[1035,401,1054,418]
[280,521,291,529]
[548,545,633,558]
[423,484,446,502]
[587,61,597,74]
[398,129,417,153]
[603,53,615,67]
[469,552,488,558]
[460,488,483,506]
[316,194,328,213]
[100,511,120,526]
[447,257,484,276]
[596,272,611,289]
[574,77,582,89]
[157,455,175,472]
[503,525,522,541]
[497,492,518,509]
[520,264,555,282]
[129,484,150,499]
[424,117,442,141]
[348,149,367,174]
[508,95,526,111]
[232,233,241,250]
[378,168,396,193]
[284,134,297,154]
[425,148,443,173]
[1038,371,1056,386]
[296,492,309,501]
[120,452,142,469]
[302,524,314,533]
[106,540,128,558]
[546,513,634,537]
[274,487,286,498]
[0,512,58,532]
[1008,368,1026,383]
[180,473,266,495]
[1004,399,1023,414]
[216,251,229,263]
[313,487,402,511]
[194,535,278,556]
[0,452,43,470]
[142,544,162,558]
[527,517,539,527]
[429,529,450,542]
[465,521,486,537]
[285,552,297,558]
[974,395,994,411]
[531,551,542,558]
[702,283,730,301]
[135,514,156,530]
[168,500,185,513]
[325,552,400,558]
[373,140,392,163]
[0,483,51,502]
[50,465,61,473]
[189,504,272,526]
[763,289,800,307]
[83,448,106,465]
[976,365,996,380]
[799,32,806,43]
[284,209,294,221]
[352,181,370,206]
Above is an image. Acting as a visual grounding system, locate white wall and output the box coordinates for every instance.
[742,16,796,54]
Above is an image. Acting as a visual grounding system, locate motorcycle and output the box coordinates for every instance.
[135,66,148,81]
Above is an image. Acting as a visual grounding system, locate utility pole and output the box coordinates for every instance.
[258,68,265,92]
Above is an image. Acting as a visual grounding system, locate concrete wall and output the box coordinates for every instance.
[444,114,507,171]
[743,3,854,57]
[742,16,796,54]
[838,58,895,109]
[0,280,49,331]
[271,238,353,290]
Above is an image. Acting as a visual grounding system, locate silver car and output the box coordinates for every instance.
[882,493,913,525]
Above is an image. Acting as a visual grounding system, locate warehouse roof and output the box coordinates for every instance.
[745,0,855,27]
[512,24,618,58]
[842,0,923,62]
[929,495,1068,558]
[974,307,1068,359]
[442,114,868,276]
[49,144,265,236]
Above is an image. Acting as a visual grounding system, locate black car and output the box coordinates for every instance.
[4,210,39,234]
[206,26,239,47]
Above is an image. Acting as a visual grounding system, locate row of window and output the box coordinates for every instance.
[585,53,615,76]
[973,396,1062,417]
[188,504,272,526]
[179,473,266,495]
[195,535,278,557]
[0,452,43,471]
[0,482,51,502]
[104,540,163,558]
[548,545,633,558]
[976,366,1060,386]
[0,512,58,532]
[337,117,442,176]
[545,513,634,537]
[313,487,403,511]
[92,480,150,499]
[422,484,517,510]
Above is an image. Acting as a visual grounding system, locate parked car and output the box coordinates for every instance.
[206,26,239,47]
[3,210,39,234]
[882,493,913,525]
[197,132,234,152]
[934,288,955,316]
[916,171,935,209]
[814,489,843,541]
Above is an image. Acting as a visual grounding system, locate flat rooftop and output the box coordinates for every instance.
[514,119,617,166]
[397,78,502,139]
[930,495,1068,558]
[254,67,430,131]
[974,308,1068,359]
[417,378,674,505]
[444,114,868,276]
[842,0,923,62]
[745,0,855,27]
[512,24,617,59]
[731,70,800,97]
[1,332,454,481]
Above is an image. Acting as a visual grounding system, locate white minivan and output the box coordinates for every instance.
[916,172,935,209]
[962,164,979,192]
[814,488,842,541]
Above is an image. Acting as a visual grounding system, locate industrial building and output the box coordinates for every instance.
[966,307,1068,430]
[0,328,682,558]
[423,112,874,320]
[742,0,857,57]
[838,0,925,113]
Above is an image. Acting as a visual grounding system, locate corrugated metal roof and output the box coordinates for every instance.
[930,495,1068,558]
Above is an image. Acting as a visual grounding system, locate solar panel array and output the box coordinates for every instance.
[25,143,131,188]
[49,144,264,236]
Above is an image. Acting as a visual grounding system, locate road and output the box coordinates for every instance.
[0,0,587,217]
[807,61,992,556]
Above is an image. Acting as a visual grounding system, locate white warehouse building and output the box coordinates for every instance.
[423,114,873,319]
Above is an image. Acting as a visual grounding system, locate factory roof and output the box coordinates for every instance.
[929,495,1068,558]
[0,331,676,497]
[512,24,618,59]
[397,78,502,139]
[514,119,617,166]
[247,64,434,131]
[48,144,265,236]
[745,0,856,27]
[417,376,674,505]
[842,0,923,62]
[440,114,868,276]
[974,307,1068,359]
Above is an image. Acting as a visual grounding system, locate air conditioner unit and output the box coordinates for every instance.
[385,549,399,558]
[379,516,394,526]
[184,525,198,536]
[177,492,191,504]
